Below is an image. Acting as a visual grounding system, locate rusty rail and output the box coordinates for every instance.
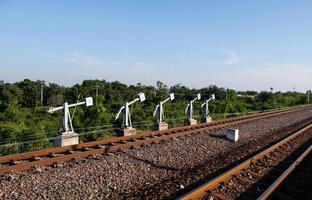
[0,105,310,175]
[177,118,312,200]
[257,144,312,200]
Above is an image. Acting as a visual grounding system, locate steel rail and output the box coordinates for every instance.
[177,119,312,200]
[0,105,310,175]
[257,144,312,200]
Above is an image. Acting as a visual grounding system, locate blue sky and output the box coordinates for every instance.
[0,1,312,91]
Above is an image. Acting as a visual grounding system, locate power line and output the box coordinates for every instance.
[0,128,116,148]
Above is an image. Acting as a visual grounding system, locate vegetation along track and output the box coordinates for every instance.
[178,120,312,200]
[0,105,311,175]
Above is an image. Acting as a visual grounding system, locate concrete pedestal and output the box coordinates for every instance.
[117,127,137,137]
[184,119,197,126]
[54,132,79,147]
[202,116,212,123]
[154,122,168,131]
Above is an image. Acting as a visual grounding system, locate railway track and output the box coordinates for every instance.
[178,118,312,200]
[258,142,312,200]
[0,105,310,175]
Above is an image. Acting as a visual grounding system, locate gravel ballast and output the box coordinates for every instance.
[2,108,312,200]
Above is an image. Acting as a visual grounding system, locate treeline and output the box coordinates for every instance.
[0,79,309,155]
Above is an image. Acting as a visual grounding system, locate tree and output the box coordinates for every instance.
[0,84,23,111]
[45,83,64,106]
[17,79,43,108]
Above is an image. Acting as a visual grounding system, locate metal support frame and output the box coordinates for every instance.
[185,94,201,120]
[153,93,174,123]
[201,94,215,117]
[116,93,145,128]
[48,97,93,135]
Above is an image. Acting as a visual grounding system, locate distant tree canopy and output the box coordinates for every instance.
[0,79,310,155]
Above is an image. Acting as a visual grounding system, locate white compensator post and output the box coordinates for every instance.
[47,97,93,146]
[201,94,215,117]
[48,97,93,134]
[185,93,201,120]
[153,93,175,123]
[115,93,145,129]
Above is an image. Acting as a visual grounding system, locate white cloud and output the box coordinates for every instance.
[199,50,240,65]
[134,62,146,66]
[210,64,312,92]
[64,59,176,87]
[257,62,299,68]
[282,63,298,67]
[64,53,103,66]
[223,51,239,65]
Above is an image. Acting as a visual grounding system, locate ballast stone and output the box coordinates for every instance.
[226,129,239,142]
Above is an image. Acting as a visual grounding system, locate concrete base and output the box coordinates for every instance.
[202,116,212,123]
[154,122,168,131]
[117,127,137,137]
[225,129,239,142]
[54,132,79,147]
[184,119,197,126]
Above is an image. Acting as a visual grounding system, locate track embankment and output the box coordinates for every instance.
[1,107,312,199]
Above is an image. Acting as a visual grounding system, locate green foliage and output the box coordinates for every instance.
[0,84,23,111]
[0,79,310,155]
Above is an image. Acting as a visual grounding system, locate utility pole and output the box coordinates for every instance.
[40,81,44,108]
[225,87,228,101]
[95,84,99,105]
